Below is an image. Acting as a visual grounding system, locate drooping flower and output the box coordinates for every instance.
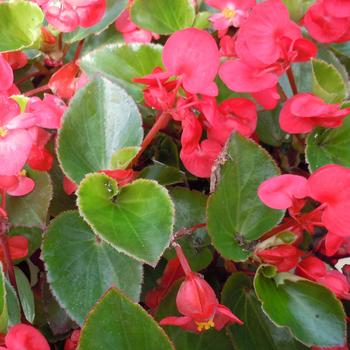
[159,244,243,332]
[1,171,35,197]
[279,93,350,134]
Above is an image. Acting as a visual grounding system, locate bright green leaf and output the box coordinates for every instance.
[58,76,143,184]
[110,147,140,169]
[0,265,7,333]
[43,211,142,325]
[77,174,174,265]
[0,1,43,52]
[281,0,313,21]
[78,288,174,350]
[79,43,163,102]
[254,267,346,347]
[131,0,195,34]
[207,133,284,261]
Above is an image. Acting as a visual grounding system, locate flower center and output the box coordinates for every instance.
[222,7,236,19]
[196,320,215,332]
[0,127,7,138]
[19,169,27,177]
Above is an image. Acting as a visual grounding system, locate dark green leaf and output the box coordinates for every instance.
[139,162,185,186]
[5,279,20,327]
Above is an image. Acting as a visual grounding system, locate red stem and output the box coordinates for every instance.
[24,84,50,97]
[287,67,298,95]
[173,243,192,276]
[74,39,85,62]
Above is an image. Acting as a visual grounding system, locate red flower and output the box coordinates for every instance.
[0,324,50,350]
[99,169,137,187]
[159,244,243,332]
[256,244,303,272]
[64,330,80,350]
[279,93,350,134]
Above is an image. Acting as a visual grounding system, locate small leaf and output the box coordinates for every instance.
[63,0,127,43]
[0,1,43,52]
[7,169,53,228]
[0,265,7,332]
[77,173,174,265]
[281,0,313,21]
[110,147,140,169]
[254,267,346,347]
[43,211,142,325]
[5,279,20,327]
[139,162,185,186]
[80,43,163,102]
[311,58,347,103]
[14,268,35,323]
[78,288,174,350]
[306,116,350,172]
[58,76,143,184]
[207,133,284,261]
[131,0,195,35]
[222,273,307,350]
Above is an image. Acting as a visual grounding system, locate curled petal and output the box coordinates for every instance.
[213,304,243,331]
[7,176,35,196]
[159,316,198,332]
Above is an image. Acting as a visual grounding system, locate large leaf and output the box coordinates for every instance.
[254,266,346,347]
[131,0,195,35]
[311,58,347,103]
[58,76,143,184]
[42,211,142,325]
[306,116,350,172]
[222,273,307,350]
[7,169,52,228]
[78,288,174,350]
[207,133,284,261]
[0,265,7,333]
[64,0,127,43]
[0,1,43,52]
[77,173,174,265]
[79,43,163,102]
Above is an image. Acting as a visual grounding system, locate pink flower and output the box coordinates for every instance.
[0,324,50,350]
[258,174,308,210]
[206,0,256,34]
[0,55,15,97]
[0,97,36,176]
[279,93,350,134]
[1,171,35,197]
[159,244,243,332]
[162,28,220,96]
[304,0,350,43]
[2,52,28,71]
[64,330,80,350]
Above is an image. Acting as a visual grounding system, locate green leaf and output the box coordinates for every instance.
[80,43,163,102]
[207,133,284,261]
[5,279,20,327]
[0,1,43,52]
[254,267,346,347]
[281,0,313,21]
[306,116,350,172]
[156,281,233,350]
[78,288,174,350]
[43,211,142,325]
[7,169,52,228]
[139,162,185,186]
[14,268,35,323]
[77,173,174,265]
[110,147,140,169]
[0,265,7,332]
[193,11,211,29]
[311,58,347,103]
[222,273,307,350]
[58,76,143,184]
[131,0,195,35]
[63,0,127,43]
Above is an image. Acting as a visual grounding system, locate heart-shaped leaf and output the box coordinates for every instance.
[79,44,163,102]
[254,266,346,347]
[42,211,142,325]
[77,173,174,265]
[78,288,174,350]
[207,133,284,261]
[131,0,195,35]
[58,76,143,184]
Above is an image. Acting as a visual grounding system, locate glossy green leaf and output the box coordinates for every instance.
[131,0,195,34]
[0,265,7,332]
[311,58,347,103]
[139,162,185,186]
[58,76,143,184]
[78,173,174,265]
[42,211,142,325]
[7,169,52,228]
[156,281,233,350]
[110,147,140,169]
[63,0,127,43]
[80,43,163,102]
[0,1,43,52]
[222,273,307,350]
[207,133,284,261]
[5,279,20,327]
[14,268,35,323]
[254,266,346,347]
[78,288,174,350]
[306,116,350,172]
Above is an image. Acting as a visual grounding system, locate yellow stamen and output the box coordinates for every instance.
[196,320,215,332]
[19,170,27,177]
[0,127,7,138]
[222,7,236,19]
